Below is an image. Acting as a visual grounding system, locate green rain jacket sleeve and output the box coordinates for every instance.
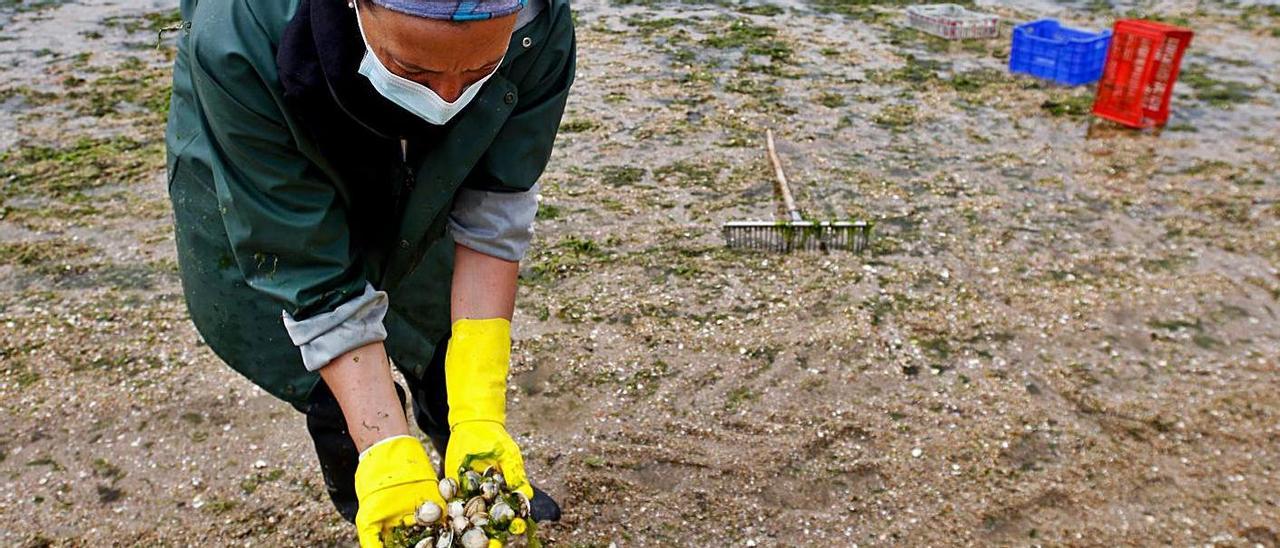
[187,2,384,371]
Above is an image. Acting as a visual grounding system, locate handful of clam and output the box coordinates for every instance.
[383,465,537,548]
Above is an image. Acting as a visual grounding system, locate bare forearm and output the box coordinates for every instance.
[452,243,519,321]
[316,245,514,452]
[317,341,408,452]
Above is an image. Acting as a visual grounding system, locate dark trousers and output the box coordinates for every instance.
[291,338,452,523]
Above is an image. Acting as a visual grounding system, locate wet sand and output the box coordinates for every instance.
[1,0,1278,545]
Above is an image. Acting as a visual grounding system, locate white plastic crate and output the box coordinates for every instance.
[906,4,999,40]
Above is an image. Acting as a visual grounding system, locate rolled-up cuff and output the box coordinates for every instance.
[281,282,388,372]
[358,434,416,462]
[447,183,540,262]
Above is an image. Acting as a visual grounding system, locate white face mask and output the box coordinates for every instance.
[353,5,503,125]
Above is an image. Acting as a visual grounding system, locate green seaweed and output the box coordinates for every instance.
[0,238,93,266]
[560,118,599,133]
[66,56,172,121]
[873,103,918,129]
[598,165,646,186]
[653,160,723,189]
[1040,92,1095,117]
[867,55,946,89]
[535,203,562,220]
[0,0,65,16]
[1180,64,1256,108]
[816,91,846,107]
[101,8,182,34]
[724,386,758,410]
[527,236,611,281]
[0,136,162,196]
[700,17,792,64]
[950,68,1014,93]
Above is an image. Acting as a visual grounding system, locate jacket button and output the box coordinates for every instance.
[400,240,410,249]
[522,36,532,48]
[504,91,516,104]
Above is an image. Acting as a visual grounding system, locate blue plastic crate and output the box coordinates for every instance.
[1009,19,1112,85]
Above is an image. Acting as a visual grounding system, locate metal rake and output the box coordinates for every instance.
[722,129,871,253]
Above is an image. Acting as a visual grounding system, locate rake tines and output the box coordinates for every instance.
[722,220,871,253]
[722,129,872,253]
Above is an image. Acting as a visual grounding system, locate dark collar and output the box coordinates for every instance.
[275,0,548,148]
[278,0,444,141]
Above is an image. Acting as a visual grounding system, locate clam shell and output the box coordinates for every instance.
[448,500,466,519]
[463,496,486,518]
[434,530,453,548]
[469,512,490,528]
[460,470,483,498]
[451,515,469,534]
[480,480,499,501]
[489,501,515,525]
[513,491,531,518]
[416,501,443,524]
[460,528,488,548]
[438,477,458,501]
[414,536,435,548]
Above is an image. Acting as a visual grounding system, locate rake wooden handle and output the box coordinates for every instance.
[766,129,803,222]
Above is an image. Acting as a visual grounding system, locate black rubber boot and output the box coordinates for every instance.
[530,485,563,522]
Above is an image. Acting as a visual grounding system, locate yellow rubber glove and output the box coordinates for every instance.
[354,435,446,547]
[443,318,535,499]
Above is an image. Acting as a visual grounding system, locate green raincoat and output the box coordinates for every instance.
[165,0,574,404]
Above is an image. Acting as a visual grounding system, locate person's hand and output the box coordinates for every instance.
[444,318,534,498]
[444,420,534,498]
[354,435,446,547]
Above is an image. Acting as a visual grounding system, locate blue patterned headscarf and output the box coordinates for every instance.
[368,0,526,21]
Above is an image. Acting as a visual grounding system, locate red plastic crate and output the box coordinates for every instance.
[1092,19,1194,128]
